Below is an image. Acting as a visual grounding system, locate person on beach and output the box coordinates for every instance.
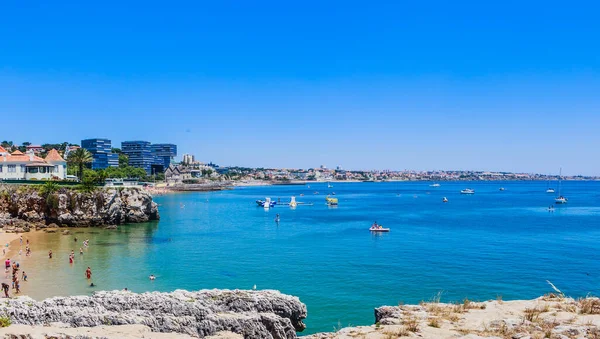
[18,249,21,256]
[26,239,29,246]
[14,277,20,294]
[48,250,52,259]
[69,254,74,264]
[19,236,22,245]
[85,267,92,279]
[22,271,27,282]
[4,258,9,270]
[1,283,8,298]
[80,247,84,255]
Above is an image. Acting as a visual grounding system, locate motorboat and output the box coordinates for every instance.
[326,196,338,206]
[256,197,276,208]
[442,197,448,203]
[460,188,475,194]
[499,187,506,191]
[369,225,390,232]
[289,196,297,208]
[327,182,333,188]
[430,183,441,187]
[546,188,555,193]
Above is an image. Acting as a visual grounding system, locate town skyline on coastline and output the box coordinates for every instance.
[0,139,597,181]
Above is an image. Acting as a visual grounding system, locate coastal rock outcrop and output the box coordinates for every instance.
[0,289,306,339]
[0,186,159,227]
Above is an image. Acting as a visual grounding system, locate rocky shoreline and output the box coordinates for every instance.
[0,186,159,230]
[306,294,600,339]
[0,289,306,339]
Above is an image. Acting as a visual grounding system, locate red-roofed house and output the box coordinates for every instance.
[0,148,67,180]
[25,145,44,154]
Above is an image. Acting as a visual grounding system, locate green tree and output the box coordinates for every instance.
[67,148,93,180]
[118,154,129,167]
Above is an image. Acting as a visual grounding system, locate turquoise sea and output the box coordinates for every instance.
[21,181,600,334]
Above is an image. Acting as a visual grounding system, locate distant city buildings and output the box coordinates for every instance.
[151,143,177,169]
[182,154,195,165]
[81,138,119,170]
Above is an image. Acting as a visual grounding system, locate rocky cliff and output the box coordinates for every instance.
[0,186,159,228]
[0,289,306,339]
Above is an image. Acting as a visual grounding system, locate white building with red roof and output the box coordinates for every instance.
[0,147,67,181]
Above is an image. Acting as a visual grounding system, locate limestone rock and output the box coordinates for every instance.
[0,289,306,339]
[0,187,159,228]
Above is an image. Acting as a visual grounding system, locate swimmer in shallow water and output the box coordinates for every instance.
[149,275,156,280]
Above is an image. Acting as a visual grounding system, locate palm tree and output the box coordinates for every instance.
[67,148,93,180]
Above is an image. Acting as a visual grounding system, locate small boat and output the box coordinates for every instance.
[256,197,276,208]
[327,182,333,188]
[289,196,297,208]
[442,197,448,203]
[326,196,338,206]
[430,183,441,187]
[499,187,506,191]
[369,226,390,232]
[555,196,568,204]
[460,188,475,194]
[546,188,556,193]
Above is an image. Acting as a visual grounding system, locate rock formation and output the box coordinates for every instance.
[306,295,600,338]
[0,186,159,228]
[0,289,306,339]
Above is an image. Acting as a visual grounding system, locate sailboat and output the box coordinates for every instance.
[554,168,567,204]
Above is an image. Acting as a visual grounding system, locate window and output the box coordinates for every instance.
[54,165,59,173]
[7,165,16,173]
[0,165,2,172]
[20,165,25,172]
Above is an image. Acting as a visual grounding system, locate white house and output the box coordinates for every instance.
[0,147,67,181]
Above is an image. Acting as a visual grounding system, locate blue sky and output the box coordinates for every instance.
[1,1,599,175]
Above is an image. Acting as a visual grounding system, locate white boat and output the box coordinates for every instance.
[554,168,567,204]
[460,188,475,194]
[327,182,333,188]
[555,196,568,204]
[289,196,297,208]
[430,183,441,187]
[369,226,390,232]
[546,177,555,193]
[499,187,505,191]
[442,197,448,203]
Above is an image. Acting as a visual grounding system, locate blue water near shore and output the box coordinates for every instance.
[25,181,600,334]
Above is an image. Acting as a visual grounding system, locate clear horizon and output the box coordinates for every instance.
[1,1,599,176]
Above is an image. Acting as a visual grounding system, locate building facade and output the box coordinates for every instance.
[0,147,67,180]
[81,138,119,170]
[121,141,158,174]
[151,143,177,169]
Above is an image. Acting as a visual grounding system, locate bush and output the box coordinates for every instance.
[0,316,11,327]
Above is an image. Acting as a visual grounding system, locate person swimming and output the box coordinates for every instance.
[149,275,156,280]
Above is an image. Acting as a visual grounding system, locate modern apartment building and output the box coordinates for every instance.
[151,143,177,169]
[121,141,158,174]
[81,138,119,170]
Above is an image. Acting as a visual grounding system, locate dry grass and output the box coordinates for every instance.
[383,327,409,338]
[428,317,441,328]
[402,313,419,333]
[579,297,600,314]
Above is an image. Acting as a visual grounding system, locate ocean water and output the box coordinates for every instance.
[18,181,600,334]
